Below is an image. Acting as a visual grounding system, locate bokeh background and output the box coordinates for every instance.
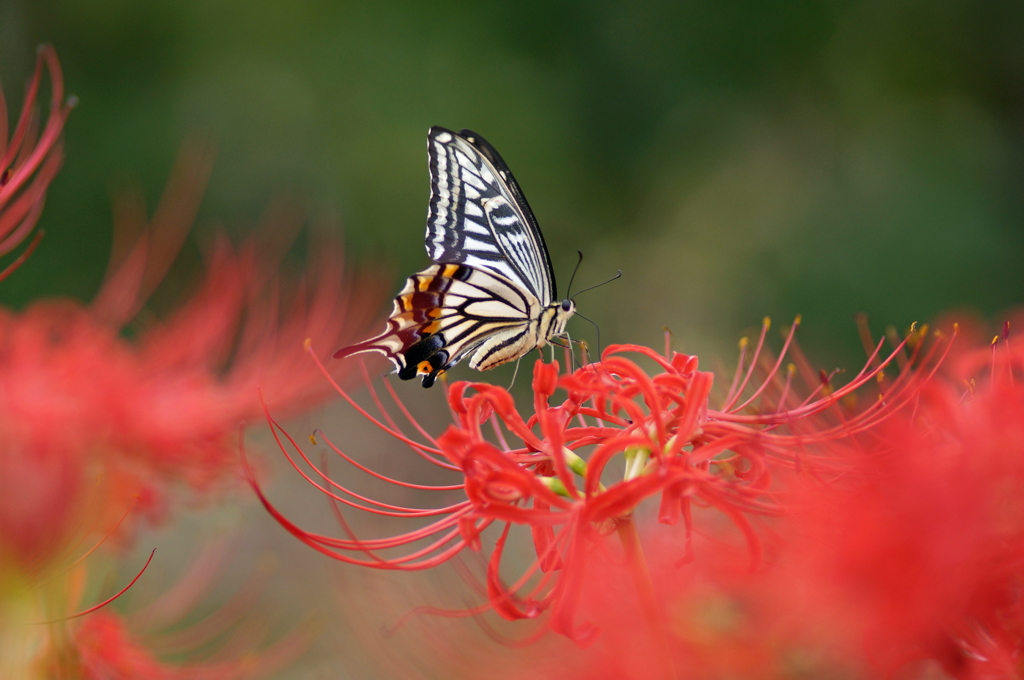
[5,0,1024,363]
[3,0,1024,677]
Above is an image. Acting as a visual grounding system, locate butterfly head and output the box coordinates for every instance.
[549,298,576,338]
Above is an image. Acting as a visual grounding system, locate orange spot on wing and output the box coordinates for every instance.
[417,360,433,375]
[417,278,431,292]
[443,264,459,278]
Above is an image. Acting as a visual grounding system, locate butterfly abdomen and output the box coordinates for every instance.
[468,325,537,371]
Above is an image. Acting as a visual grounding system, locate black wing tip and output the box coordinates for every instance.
[457,128,483,143]
[428,125,457,140]
[428,126,489,151]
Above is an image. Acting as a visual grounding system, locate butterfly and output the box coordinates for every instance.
[334,127,576,388]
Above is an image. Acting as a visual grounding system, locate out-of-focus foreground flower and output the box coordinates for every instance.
[0,46,385,678]
[0,140,382,572]
[249,315,953,670]
[0,44,74,282]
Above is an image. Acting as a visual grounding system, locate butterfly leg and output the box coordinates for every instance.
[573,311,603,365]
[508,356,523,390]
[564,331,577,373]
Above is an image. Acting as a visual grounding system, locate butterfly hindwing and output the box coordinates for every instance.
[426,127,556,306]
[334,264,541,388]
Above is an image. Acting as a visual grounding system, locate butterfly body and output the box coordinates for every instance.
[336,127,574,387]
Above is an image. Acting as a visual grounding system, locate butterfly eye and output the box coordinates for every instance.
[561,299,572,312]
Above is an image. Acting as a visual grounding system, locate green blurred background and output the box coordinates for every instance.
[3,0,1024,363]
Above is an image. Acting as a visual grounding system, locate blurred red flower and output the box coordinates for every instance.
[0,141,385,571]
[250,316,951,649]
[0,45,74,281]
[768,322,1024,678]
[0,44,381,680]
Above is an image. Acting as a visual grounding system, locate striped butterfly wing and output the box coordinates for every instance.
[425,127,557,306]
[333,263,539,388]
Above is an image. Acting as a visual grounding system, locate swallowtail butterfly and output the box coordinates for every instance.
[335,127,575,388]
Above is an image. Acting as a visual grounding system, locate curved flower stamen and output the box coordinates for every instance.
[33,549,156,624]
[0,45,74,279]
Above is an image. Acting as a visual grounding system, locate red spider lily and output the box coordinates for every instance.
[0,45,74,281]
[248,316,954,645]
[0,142,384,571]
[454,321,1024,680]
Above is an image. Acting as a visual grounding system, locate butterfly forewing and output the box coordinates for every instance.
[426,127,556,305]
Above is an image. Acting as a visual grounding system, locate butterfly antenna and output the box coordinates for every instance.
[570,270,622,300]
[574,311,603,362]
[565,250,584,298]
